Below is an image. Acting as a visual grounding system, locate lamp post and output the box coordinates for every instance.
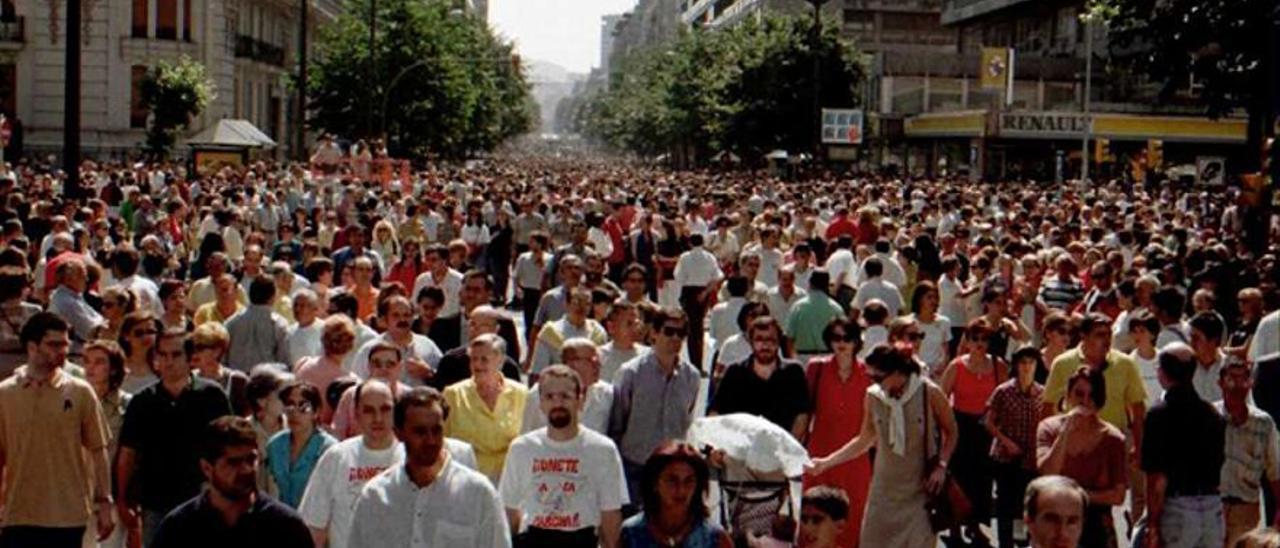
[64,0,82,198]
[296,0,308,161]
[806,0,828,162]
[1080,12,1094,184]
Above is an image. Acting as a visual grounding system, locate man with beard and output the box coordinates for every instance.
[348,387,508,548]
[499,365,627,548]
[150,416,311,547]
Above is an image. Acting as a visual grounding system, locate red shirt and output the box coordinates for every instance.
[824,215,858,241]
[603,218,627,264]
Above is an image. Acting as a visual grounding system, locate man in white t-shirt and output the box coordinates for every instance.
[297,380,400,548]
[500,365,628,547]
[348,386,509,548]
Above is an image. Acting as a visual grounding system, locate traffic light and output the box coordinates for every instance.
[1147,139,1164,170]
[1094,138,1111,164]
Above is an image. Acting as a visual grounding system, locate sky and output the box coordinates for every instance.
[489,0,639,75]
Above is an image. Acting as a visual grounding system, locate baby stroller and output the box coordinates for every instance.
[687,414,808,547]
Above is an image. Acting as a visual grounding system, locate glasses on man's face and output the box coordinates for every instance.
[660,325,686,338]
[284,401,314,413]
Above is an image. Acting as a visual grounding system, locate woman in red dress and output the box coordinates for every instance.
[804,317,873,547]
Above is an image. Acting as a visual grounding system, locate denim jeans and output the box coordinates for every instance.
[1160,495,1224,548]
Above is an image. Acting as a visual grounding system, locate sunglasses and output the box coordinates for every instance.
[660,325,686,338]
[830,332,857,343]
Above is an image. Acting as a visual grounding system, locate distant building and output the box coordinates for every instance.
[0,0,342,158]
[600,14,623,73]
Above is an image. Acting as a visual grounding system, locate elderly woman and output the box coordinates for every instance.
[117,311,162,394]
[294,314,359,426]
[443,333,528,482]
[619,441,733,548]
[265,381,337,508]
[188,322,250,416]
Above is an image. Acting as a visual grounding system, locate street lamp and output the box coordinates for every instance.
[806,0,829,162]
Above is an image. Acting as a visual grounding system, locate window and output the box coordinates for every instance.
[130,66,149,128]
[131,0,147,38]
[156,0,176,40]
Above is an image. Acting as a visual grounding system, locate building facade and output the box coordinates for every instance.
[0,0,340,159]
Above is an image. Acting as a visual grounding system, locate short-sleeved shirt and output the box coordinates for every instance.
[1215,401,1280,503]
[1141,387,1226,497]
[151,491,313,548]
[1042,348,1147,430]
[987,379,1044,469]
[151,491,312,548]
[265,429,338,508]
[296,437,401,548]
[498,428,629,531]
[443,378,529,482]
[1036,414,1128,494]
[709,358,810,432]
[785,293,845,354]
[0,366,109,527]
[118,376,233,512]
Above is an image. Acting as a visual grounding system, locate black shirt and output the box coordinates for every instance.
[152,491,312,548]
[709,357,811,431]
[1141,385,1226,497]
[430,346,523,391]
[119,376,233,512]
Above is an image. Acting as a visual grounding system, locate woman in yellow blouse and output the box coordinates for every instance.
[443,333,528,482]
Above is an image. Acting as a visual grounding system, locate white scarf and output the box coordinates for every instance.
[868,373,924,457]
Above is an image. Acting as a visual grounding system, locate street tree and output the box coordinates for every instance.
[141,56,217,158]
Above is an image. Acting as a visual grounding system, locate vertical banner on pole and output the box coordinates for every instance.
[980,48,1011,91]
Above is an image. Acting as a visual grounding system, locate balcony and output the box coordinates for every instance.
[0,17,23,44]
[234,34,286,68]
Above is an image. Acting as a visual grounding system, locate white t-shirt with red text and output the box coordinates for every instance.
[297,437,401,548]
[497,428,628,532]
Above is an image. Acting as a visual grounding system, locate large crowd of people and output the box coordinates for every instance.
[0,146,1277,548]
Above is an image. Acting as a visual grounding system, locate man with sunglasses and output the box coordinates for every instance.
[709,317,810,441]
[609,308,701,515]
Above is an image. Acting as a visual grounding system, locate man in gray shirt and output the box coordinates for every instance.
[608,307,701,514]
[223,275,290,371]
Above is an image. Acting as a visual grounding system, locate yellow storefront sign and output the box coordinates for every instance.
[904,110,988,138]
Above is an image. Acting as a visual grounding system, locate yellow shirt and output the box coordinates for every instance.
[0,366,108,527]
[194,301,244,326]
[443,377,528,482]
[1043,347,1147,430]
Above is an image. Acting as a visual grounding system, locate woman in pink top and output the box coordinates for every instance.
[940,318,1007,547]
[294,314,358,428]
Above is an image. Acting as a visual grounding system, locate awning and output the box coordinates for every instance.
[185,119,277,149]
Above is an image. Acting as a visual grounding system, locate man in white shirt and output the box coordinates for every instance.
[500,365,627,547]
[674,233,723,373]
[285,289,323,367]
[110,247,163,315]
[1189,312,1229,402]
[767,265,807,326]
[600,300,648,383]
[348,386,508,548]
[824,236,857,307]
[530,288,607,378]
[411,244,464,318]
[298,380,402,548]
[1250,309,1280,364]
[853,258,904,318]
[523,338,614,434]
[857,240,907,289]
[351,296,442,386]
[709,276,750,352]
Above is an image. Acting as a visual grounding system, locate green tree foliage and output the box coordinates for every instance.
[141,56,216,158]
[1097,0,1276,153]
[572,14,864,164]
[307,0,535,160]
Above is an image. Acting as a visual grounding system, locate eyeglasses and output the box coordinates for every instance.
[284,401,314,413]
[133,329,157,337]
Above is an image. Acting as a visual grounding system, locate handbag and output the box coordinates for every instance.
[922,384,973,532]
